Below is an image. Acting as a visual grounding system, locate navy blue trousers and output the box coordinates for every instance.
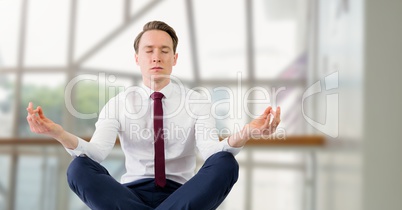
[67,152,239,210]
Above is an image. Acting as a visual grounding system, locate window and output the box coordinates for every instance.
[0,0,312,209]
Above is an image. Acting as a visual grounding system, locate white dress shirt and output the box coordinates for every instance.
[66,82,242,184]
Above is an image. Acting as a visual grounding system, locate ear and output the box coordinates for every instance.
[173,53,178,66]
[135,53,139,65]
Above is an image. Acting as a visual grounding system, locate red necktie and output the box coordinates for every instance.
[151,92,166,188]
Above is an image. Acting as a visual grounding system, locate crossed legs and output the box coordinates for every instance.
[67,152,239,210]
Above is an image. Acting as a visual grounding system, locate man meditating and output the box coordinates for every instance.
[26,20,281,210]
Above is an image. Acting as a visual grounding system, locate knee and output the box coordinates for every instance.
[209,152,239,181]
[67,156,86,176]
[67,156,85,186]
[67,156,102,186]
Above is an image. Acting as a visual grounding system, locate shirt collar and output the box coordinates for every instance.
[140,82,173,99]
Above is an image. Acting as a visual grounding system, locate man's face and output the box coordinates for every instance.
[135,30,178,84]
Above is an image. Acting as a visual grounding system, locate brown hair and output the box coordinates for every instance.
[133,21,179,54]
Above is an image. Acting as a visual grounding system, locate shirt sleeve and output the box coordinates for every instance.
[195,103,242,160]
[220,137,243,155]
[64,97,120,163]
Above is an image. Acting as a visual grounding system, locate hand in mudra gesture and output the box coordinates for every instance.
[246,106,281,139]
[26,102,64,138]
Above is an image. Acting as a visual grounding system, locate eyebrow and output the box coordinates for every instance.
[143,45,172,50]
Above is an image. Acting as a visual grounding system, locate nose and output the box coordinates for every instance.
[152,50,162,63]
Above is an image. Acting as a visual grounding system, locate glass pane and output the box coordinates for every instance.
[253,0,308,79]
[252,150,303,164]
[77,0,133,74]
[70,74,133,137]
[69,193,90,210]
[0,74,16,138]
[15,156,44,210]
[252,86,307,135]
[234,148,247,162]
[199,85,248,136]
[24,0,70,66]
[252,168,303,210]
[130,0,152,16]
[19,73,65,137]
[0,155,10,210]
[81,27,141,75]
[14,153,60,210]
[0,0,21,67]
[194,0,247,80]
[75,0,123,62]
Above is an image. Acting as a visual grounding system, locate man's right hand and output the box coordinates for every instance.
[26,102,64,139]
[26,102,79,149]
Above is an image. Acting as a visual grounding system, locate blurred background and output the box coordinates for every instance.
[0,0,401,210]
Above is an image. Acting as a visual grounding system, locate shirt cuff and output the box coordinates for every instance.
[64,137,87,157]
[220,138,243,156]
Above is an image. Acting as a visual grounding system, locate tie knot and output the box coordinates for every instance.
[151,92,164,100]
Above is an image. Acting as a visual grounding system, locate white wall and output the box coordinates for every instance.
[312,0,402,210]
[363,1,402,210]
